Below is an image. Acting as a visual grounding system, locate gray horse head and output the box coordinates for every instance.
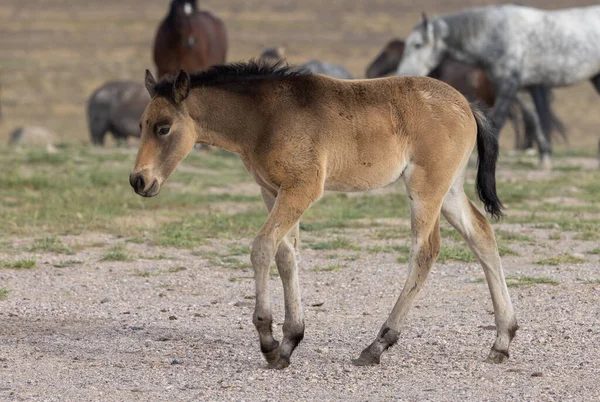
[396,13,447,76]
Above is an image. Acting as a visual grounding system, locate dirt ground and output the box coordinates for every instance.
[1,0,600,401]
[1,227,599,401]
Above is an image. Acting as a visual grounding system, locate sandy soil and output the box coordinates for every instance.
[1,229,599,401]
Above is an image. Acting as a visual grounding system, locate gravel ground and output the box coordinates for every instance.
[1,234,599,401]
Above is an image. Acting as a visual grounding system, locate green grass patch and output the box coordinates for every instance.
[134,270,159,277]
[1,259,36,269]
[53,260,82,268]
[219,256,252,270]
[587,248,600,255]
[498,244,520,257]
[29,236,73,254]
[536,253,587,266]
[313,262,343,272]
[495,230,533,242]
[101,246,132,262]
[227,246,251,256]
[0,288,8,299]
[167,266,187,273]
[437,245,477,263]
[367,244,410,254]
[310,238,360,251]
[506,275,559,287]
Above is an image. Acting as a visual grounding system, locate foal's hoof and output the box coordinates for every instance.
[351,351,380,366]
[262,344,281,366]
[486,349,509,364]
[267,357,290,370]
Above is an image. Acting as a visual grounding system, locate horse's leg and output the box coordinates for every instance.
[260,189,304,369]
[528,86,553,169]
[353,164,444,366]
[492,76,520,135]
[441,173,518,363]
[252,184,322,369]
[590,73,600,93]
[591,75,600,168]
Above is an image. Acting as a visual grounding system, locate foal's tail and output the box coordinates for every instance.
[470,101,504,219]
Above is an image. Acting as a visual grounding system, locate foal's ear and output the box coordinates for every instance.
[172,69,191,104]
[145,69,157,97]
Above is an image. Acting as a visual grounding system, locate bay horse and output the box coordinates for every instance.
[153,0,227,78]
[130,61,517,368]
[87,81,149,145]
[369,39,567,153]
[397,5,600,167]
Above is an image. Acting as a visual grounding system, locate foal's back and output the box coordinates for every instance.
[269,75,476,192]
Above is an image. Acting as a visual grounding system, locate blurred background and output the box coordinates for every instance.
[1,0,599,150]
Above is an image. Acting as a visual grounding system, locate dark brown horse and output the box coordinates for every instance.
[153,0,227,78]
[367,39,567,152]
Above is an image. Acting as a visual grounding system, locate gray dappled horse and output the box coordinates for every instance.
[397,5,600,167]
[260,47,353,79]
[87,81,150,145]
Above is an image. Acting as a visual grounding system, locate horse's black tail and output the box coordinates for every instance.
[470,101,504,219]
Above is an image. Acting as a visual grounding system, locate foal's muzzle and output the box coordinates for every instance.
[129,172,160,197]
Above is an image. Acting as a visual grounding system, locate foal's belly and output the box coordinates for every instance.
[324,152,409,192]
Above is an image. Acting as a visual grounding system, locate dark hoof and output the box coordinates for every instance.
[261,344,281,365]
[351,351,380,366]
[486,349,509,364]
[267,357,290,370]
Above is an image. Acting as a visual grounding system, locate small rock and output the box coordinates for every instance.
[310,301,325,307]
[100,298,110,304]
[171,359,182,365]
[168,315,177,320]
[234,300,253,307]
[130,326,144,331]
[531,372,543,377]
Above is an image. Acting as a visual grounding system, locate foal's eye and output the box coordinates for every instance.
[156,125,170,136]
[414,43,423,50]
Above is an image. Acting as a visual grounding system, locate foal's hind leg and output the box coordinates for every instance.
[353,165,443,366]
[441,178,518,362]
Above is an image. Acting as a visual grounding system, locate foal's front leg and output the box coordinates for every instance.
[252,185,321,369]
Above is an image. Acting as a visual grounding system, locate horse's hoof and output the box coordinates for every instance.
[351,351,380,366]
[486,349,509,364]
[539,155,552,171]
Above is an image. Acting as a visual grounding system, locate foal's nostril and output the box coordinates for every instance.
[136,176,145,192]
[129,173,146,192]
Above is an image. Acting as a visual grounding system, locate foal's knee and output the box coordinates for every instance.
[251,234,275,268]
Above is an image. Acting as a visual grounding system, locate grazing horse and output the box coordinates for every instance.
[87,81,149,145]
[397,5,600,167]
[130,62,517,368]
[153,0,227,78]
[368,39,567,152]
[259,47,353,79]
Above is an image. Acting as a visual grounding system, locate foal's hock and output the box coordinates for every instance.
[130,61,518,368]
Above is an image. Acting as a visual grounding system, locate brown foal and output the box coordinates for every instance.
[130,61,518,369]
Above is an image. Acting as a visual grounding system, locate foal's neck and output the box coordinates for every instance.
[187,87,261,156]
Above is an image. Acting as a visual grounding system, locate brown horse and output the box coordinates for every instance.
[131,62,517,368]
[367,39,567,153]
[153,0,227,78]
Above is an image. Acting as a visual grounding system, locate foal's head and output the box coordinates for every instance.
[130,70,196,197]
[366,39,405,79]
[396,13,446,77]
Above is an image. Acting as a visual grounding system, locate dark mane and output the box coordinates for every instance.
[153,60,312,98]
